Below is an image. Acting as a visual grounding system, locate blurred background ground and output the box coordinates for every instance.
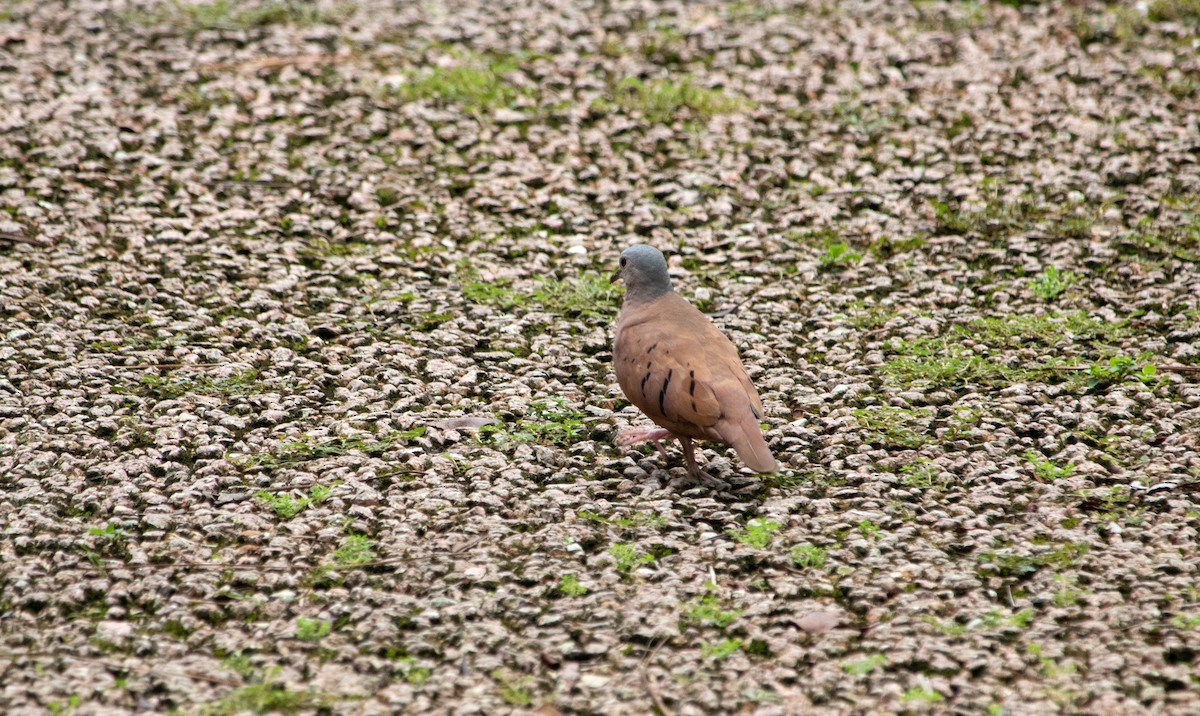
[1,0,1199,713]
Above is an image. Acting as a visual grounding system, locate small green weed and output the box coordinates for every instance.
[1052,576,1087,608]
[902,686,943,703]
[47,696,81,715]
[557,574,588,597]
[375,187,400,206]
[609,543,655,574]
[533,272,622,318]
[790,544,827,568]
[1172,613,1200,629]
[967,311,1128,348]
[683,591,741,629]
[1084,356,1157,390]
[922,616,968,637]
[830,100,898,137]
[977,542,1088,579]
[417,311,453,330]
[931,192,1091,240]
[1030,267,1078,300]
[857,520,880,539]
[220,652,255,678]
[853,406,931,448]
[945,111,974,139]
[332,534,375,566]
[608,512,667,530]
[87,339,125,353]
[931,197,1027,237]
[898,461,945,490]
[492,670,535,707]
[1148,0,1200,22]
[295,617,331,642]
[818,242,862,269]
[134,368,262,400]
[743,639,770,657]
[844,302,901,330]
[296,238,371,266]
[200,673,332,715]
[395,657,431,685]
[1026,643,1078,679]
[785,228,840,247]
[463,280,522,309]
[882,335,1034,390]
[88,523,129,542]
[234,432,417,469]
[578,510,667,531]
[701,638,742,660]
[398,427,428,441]
[743,686,783,704]
[393,54,528,113]
[481,397,586,447]
[843,653,887,675]
[869,235,926,258]
[161,621,192,641]
[1070,4,1149,44]
[1077,485,1139,518]
[925,608,1033,637]
[610,76,750,123]
[728,518,781,549]
[1024,451,1075,482]
[461,271,621,319]
[254,485,331,519]
[980,608,1035,629]
[638,23,687,65]
[1123,215,1200,261]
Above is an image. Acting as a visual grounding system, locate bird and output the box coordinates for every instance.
[610,244,778,481]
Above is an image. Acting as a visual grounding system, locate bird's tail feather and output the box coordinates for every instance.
[719,416,778,473]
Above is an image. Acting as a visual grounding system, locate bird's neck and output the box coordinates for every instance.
[623,283,673,307]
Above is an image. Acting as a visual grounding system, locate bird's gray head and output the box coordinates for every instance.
[612,244,673,304]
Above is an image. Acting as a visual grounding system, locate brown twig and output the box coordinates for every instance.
[451,536,487,555]
[706,292,757,319]
[636,624,673,716]
[640,669,672,716]
[0,231,47,247]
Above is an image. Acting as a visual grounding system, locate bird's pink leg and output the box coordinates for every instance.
[678,437,701,478]
[679,437,727,488]
[616,427,673,461]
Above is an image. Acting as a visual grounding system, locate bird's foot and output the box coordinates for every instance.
[615,427,674,446]
[616,427,674,461]
[682,468,729,491]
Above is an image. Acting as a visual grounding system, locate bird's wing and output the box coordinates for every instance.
[615,295,752,435]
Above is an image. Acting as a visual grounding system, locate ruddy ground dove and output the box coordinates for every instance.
[611,244,778,479]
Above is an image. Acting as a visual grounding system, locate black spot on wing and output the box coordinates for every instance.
[688,369,696,396]
[659,369,673,418]
[646,342,657,354]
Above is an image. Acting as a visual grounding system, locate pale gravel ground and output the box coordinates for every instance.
[1,0,1200,714]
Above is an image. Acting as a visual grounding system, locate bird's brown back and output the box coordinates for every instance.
[614,294,776,472]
